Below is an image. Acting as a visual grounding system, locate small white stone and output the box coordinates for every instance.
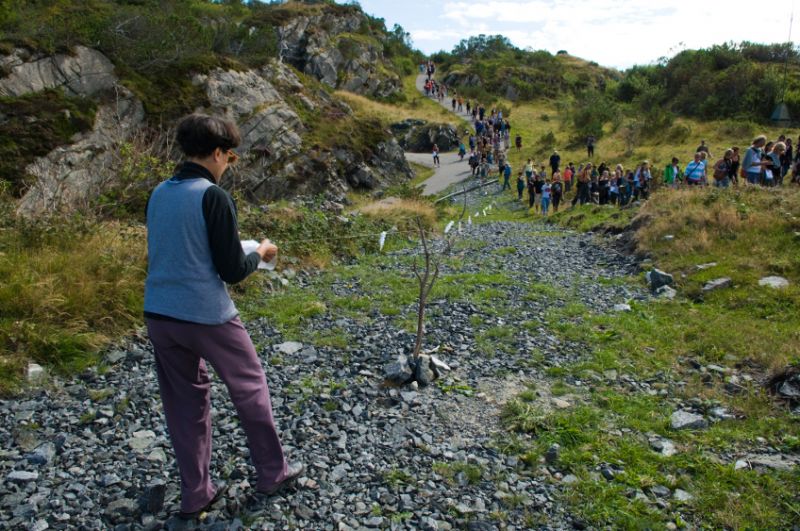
[673,489,693,502]
[27,363,45,381]
[552,398,571,409]
[276,341,303,355]
[759,276,789,289]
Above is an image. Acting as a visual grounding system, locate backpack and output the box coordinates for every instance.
[713,159,728,180]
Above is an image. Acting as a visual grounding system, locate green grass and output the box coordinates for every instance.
[431,461,484,486]
[0,214,146,395]
[549,203,638,233]
[408,162,435,188]
[476,325,517,358]
[506,187,800,528]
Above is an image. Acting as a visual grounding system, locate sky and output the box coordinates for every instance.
[357,0,799,69]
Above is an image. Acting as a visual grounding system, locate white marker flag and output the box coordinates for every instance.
[444,221,454,234]
[468,216,472,226]
[379,231,387,251]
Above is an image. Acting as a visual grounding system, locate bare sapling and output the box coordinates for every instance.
[411,189,468,360]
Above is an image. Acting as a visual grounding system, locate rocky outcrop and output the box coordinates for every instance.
[192,62,411,202]
[0,46,145,217]
[442,71,482,89]
[390,119,460,152]
[277,13,401,99]
[0,46,117,98]
[2,44,411,216]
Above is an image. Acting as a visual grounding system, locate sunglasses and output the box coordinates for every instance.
[223,149,239,164]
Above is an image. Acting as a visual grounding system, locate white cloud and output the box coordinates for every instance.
[408,0,796,68]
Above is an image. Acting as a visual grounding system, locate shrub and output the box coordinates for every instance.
[565,89,617,139]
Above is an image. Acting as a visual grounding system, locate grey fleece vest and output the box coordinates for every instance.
[144,177,237,325]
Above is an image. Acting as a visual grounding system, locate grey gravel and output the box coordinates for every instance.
[0,217,648,529]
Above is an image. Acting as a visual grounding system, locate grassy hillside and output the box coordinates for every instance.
[336,74,466,127]
[435,38,800,128]
[484,185,800,529]
[490,96,793,182]
[432,35,620,103]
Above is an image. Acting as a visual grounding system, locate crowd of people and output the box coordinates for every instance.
[421,62,800,217]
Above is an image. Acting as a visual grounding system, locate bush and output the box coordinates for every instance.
[666,124,692,144]
[566,89,617,139]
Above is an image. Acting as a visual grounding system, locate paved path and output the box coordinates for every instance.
[403,74,475,196]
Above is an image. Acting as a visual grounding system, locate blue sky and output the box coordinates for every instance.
[357,0,798,69]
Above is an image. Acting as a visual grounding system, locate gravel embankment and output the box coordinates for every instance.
[0,219,644,530]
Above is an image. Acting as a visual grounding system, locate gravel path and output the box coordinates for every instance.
[0,215,644,530]
[403,74,475,196]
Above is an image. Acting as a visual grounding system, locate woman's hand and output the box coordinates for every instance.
[257,239,278,262]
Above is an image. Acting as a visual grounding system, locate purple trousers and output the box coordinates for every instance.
[146,316,288,513]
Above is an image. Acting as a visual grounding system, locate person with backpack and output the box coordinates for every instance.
[684,153,706,186]
[713,149,734,188]
[458,140,466,161]
[432,144,440,167]
[468,150,478,175]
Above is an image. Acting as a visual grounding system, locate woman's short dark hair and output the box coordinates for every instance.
[176,114,241,158]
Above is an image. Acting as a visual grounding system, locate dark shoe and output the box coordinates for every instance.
[178,481,227,520]
[258,462,305,496]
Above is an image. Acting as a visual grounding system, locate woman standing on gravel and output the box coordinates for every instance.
[144,114,303,520]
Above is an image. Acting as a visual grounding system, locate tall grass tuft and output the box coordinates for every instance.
[0,213,147,394]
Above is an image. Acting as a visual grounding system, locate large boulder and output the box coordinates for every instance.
[391,119,459,152]
[442,71,482,88]
[646,268,674,292]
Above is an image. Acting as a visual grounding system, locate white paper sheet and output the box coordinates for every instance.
[241,239,277,270]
